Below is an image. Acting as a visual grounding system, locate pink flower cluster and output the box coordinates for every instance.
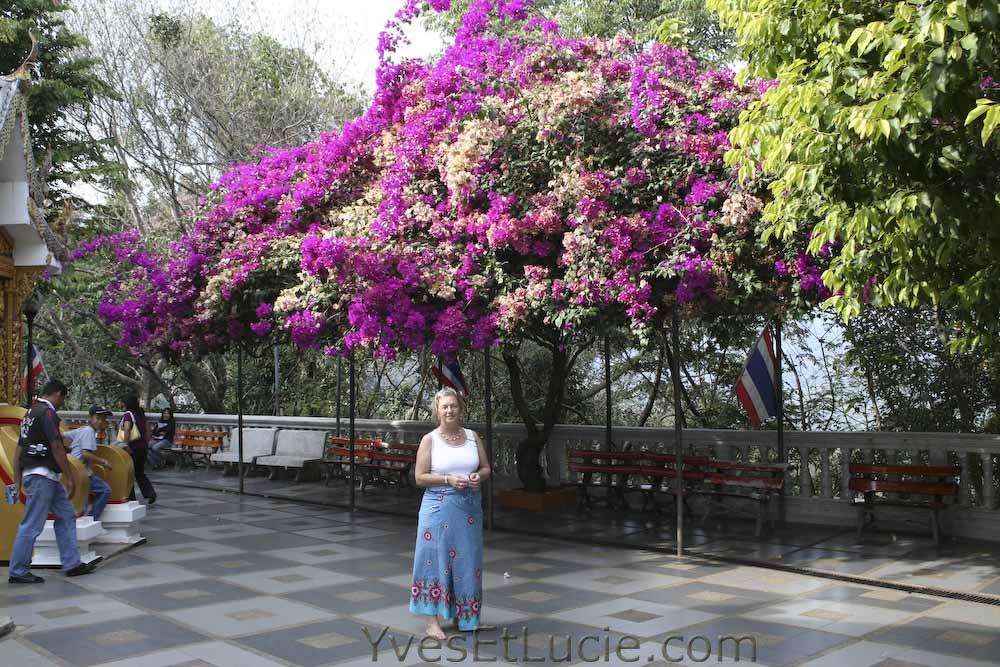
[72,0,819,360]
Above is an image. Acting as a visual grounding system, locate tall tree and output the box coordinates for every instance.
[710,0,1000,350]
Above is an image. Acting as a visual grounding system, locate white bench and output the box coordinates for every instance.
[254,429,328,482]
[210,427,277,474]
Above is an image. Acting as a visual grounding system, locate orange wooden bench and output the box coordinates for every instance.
[698,460,787,537]
[849,463,960,545]
[173,428,226,468]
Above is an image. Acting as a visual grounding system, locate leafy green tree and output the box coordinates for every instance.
[709,0,1000,350]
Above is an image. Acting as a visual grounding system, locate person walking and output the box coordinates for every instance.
[8,380,96,583]
[120,394,156,505]
[64,405,114,521]
[409,387,491,638]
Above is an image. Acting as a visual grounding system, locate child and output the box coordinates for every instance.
[64,405,113,521]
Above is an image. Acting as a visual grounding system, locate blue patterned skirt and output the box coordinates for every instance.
[409,485,483,630]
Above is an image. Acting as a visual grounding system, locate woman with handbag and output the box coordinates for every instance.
[119,394,156,505]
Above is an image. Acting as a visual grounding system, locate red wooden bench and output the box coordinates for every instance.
[697,460,787,537]
[567,449,647,511]
[174,428,226,469]
[849,463,960,545]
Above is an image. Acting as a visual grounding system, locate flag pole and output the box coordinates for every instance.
[671,308,684,557]
[774,315,786,526]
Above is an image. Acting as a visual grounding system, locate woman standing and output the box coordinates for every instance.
[410,387,491,639]
[120,394,157,505]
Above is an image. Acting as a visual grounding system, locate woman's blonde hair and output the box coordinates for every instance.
[431,387,467,420]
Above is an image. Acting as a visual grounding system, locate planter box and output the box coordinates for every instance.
[498,485,577,512]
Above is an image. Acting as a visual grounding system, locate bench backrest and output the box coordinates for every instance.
[274,429,328,458]
[177,428,226,449]
[228,427,278,460]
[327,436,381,460]
[848,463,959,497]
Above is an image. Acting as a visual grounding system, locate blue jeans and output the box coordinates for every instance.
[88,473,111,521]
[9,474,82,576]
[148,438,172,466]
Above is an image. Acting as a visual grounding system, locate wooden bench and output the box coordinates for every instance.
[324,436,380,485]
[849,463,960,545]
[698,460,787,537]
[360,442,418,492]
[174,428,226,469]
[634,451,708,517]
[567,449,646,511]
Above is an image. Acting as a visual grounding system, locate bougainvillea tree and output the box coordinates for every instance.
[76,0,823,490]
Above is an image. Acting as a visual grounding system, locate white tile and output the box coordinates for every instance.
[133,541,246,563]
[162,596,336,638]
[221,565,362,594]
[0,639,62,666]
[924,600,1000,629]
[538,567,685,595]
[551,597,718,637]
[14,594,144,634]
[70,563,203,592]
[746,599,914,637]
[698,566,829,596]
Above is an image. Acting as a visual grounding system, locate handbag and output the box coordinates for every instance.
[116,413,141,444]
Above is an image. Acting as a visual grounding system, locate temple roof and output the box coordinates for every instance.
[0,74,63,273]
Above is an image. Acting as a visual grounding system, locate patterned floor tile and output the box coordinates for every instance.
[630,581,782,615]
[698,566,830,596]
[11,594,145,634]
[262,542,382,565]
[161,596,337,638]
[353,602,532,639]
[211,531,329,551]
[221,565,362,594]
[175,523,277,541]
[552,597,719,638]
[0,576,91,607]
[69,562,204,593]
[292,524,400,542]
[319,554,416,579]
[234,617,406,666]
[538,567,685,595]
[88,641,289,667]
[923,600,1000,629]
[179,552,304,577]
[799,640,1000,667]
[3,637,64,666]
[866,616,1000,662]
[24,615,210,667]
[746,598,916,637]
[285,579,410,614]
[108,576,257,612]
[216,509,304,524]
[131,540,246,563]
[481,581,613,614]
[803,585,945,613]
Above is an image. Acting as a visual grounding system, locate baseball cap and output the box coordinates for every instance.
[89,405,113,416]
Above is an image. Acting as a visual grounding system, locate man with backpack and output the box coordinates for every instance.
[7,379,96,583]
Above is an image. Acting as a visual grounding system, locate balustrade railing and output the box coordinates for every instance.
[64,411,1000,538]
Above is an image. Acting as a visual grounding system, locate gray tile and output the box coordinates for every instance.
[180,552,302,577]
[630,582,782,614]
[221,565,362,594]
[284,579,409,614]
[26,615,209,666]
[109,577,257,612]
[485,581,611,613]
[235,617,406,666]
[0,576,91,607]
[804,585,945,613]
[161,596,336,638]
[211,531,329,551]
[319,554,416,578]
[869,616,1000,661]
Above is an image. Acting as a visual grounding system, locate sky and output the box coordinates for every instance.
[188,0,447,93]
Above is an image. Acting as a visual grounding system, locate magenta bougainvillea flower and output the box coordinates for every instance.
[73,0,825,360]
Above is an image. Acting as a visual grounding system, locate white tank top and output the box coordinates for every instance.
[429,428,480,478]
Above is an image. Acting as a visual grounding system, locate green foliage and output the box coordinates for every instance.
[709,0,1000,351]
[0,0,114,208]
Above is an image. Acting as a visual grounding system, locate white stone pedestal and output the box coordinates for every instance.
[94,501,146,544]
[32,517,102,566]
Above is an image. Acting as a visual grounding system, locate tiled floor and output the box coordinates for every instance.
[2,485,999,666]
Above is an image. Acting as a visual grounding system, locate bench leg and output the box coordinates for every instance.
[931,508,941,546]
[855,507,866,541]
[754,502,764,538]
[268,466,278,481]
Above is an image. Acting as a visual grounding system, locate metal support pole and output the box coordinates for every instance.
[671,309,684,557]
[484,347,495,531]
[237,344,245,495]
[348,350,356,511]
[24,313,35,407]
[273,343,280,416]
[775,316,786,526]
[336,354,343,437]
[604,336,613,451]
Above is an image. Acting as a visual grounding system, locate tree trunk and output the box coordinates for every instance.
[504,344,568,492]
[180,356,227,413]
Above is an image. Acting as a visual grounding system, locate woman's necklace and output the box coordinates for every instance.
[440,428,464,444]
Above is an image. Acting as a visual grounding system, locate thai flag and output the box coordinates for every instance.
[23,345,44,396]
[735,325,778,425]
[432,359,469,397]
